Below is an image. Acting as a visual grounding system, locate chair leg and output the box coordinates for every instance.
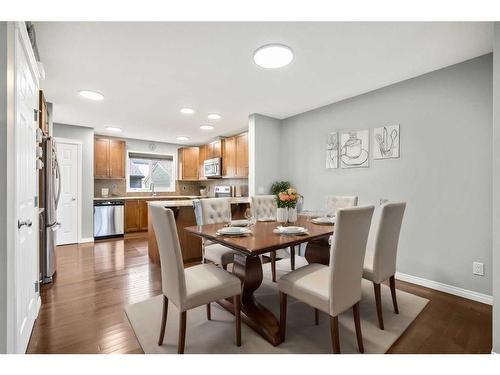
[352,302,364,353]
[314,308,319,325]
[178,311,187,354]
[290,246,295,270]
[373,282,384,330]
[329,315,341,354]
[270,251,277,282]
[234,294,241,346]
[279,291,287,342]
[389,276,399,314]
[206,303,211,320]
[157,295,168,345]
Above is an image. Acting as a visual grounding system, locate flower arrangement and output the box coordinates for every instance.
[271,181,300,209]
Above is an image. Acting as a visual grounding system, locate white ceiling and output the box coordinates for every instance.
[35,22,493,145]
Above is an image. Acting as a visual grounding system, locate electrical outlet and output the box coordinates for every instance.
[473,262,484,276]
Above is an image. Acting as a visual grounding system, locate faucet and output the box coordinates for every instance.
[151,183,157,196]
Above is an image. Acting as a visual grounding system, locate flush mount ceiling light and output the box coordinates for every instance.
[200,125,214,130]
[105,126,122,132]
[176,136,190,141]
[78,90,104,101]
[207,114,221,120]
[180,108,195,114]
[253,44,294,69]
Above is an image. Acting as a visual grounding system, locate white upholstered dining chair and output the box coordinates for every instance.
[363,202,406,330]
[149,204,242,354]
[251,195,291,282]
[193,198,239,269]
[325,195,358,215]
[304,195,359,265]
[278,206,374,354]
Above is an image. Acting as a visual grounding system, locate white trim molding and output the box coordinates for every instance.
[395,272,493,305]
[79,237,94,244]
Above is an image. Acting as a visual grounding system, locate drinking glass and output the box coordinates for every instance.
[244,208,256,227]
[223,211,232,227]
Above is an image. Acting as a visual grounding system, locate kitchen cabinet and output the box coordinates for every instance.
[139,200,149,231]
[222,132,248,178]
[222,136,236,177]
[198,144,207,180]
[206,140,222,159]
[235,132,248,177]
[94,137,125,179]
[177,147,199,181]
[124,199,153,233]
[124,200,140,233]
[38,90,48,134]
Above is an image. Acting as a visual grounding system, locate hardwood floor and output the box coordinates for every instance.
[27,233,492,354]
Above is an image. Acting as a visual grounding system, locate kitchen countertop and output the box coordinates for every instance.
[148,196,250,208]
[93,195,207,201]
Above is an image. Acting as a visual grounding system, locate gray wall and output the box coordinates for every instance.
[248,114,283,196]
[279,55,493,296]
[493,24,500,353]
[53,123,94,239]
[0,21,8,353]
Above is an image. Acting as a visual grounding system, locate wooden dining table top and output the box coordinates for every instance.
[184,215,334,256]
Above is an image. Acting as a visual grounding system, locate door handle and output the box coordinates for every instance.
[18,219,33,229]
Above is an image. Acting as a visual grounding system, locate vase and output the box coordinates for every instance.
[288,207,298,223]
[276,208,288,223]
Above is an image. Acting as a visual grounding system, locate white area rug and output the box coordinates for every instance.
[125,257,428,353]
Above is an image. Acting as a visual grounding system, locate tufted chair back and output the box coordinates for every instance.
[251,195,277,221]
[199,197,232,225]
[325,195,358,216]
[329,206,374,316]
[149,204,187,308]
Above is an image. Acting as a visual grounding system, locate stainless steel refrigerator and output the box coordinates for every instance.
[41,136,61,283]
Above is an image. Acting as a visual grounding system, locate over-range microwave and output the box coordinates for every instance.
[203,157,222,178]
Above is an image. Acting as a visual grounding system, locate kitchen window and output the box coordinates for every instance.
[126,151,175,192]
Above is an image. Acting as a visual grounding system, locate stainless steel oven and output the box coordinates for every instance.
[203,157,222,178]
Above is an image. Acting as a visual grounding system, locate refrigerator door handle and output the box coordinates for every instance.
[54,154,62,210]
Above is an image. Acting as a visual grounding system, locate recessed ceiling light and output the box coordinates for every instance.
[176,136,190,141]
[180,108,195,114]
[253,44,294,69]
[105,126,122,132]
[207,114,221,120]
[78,90,104,101]
[200,125,214,130]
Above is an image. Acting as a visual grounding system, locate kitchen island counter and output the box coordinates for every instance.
[147,198,250,263]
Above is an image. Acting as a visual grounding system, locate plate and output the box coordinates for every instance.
[274,226,308,235]
[230,219,250,227]
[311,217,335,225]
[216,227,252,236]
[257,217,276,222]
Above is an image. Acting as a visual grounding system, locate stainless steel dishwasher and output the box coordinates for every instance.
[93,200,125,239]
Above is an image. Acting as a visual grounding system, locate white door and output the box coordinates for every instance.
[56,141,79,245]
[14,24,39,353]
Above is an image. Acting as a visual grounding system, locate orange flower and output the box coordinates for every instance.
[279,193,290,201]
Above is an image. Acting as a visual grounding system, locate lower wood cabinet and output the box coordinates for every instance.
[125,199,150,233]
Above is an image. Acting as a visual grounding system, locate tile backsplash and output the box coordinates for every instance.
[94,178,248,198]
[94,179,201,197]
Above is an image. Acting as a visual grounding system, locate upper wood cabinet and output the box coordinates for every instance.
[38,90,48,134]
[178,147,199,181]
[198,144,207,180]
[222,136,236,177]
[235,132,248,177]
[206,140,222,160]
[94,137,126,179]
[222,132,248,178]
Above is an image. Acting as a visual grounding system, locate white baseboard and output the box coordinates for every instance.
[79,237,94,243]
[395,272,493,305]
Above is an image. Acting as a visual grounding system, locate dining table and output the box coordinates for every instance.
[185,215,334,346]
